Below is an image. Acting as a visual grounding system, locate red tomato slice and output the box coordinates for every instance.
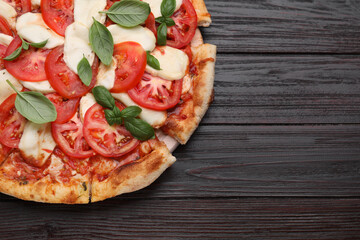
[144,12,157,37]
[0,16,12,36]
[4,0,31,14]
[110,42,147,93]
[83,103,140,158]
[45,46,99,99]
[5,36,51,82]
[128,73,182,111]
[0,94,26,148]
[0,44,7,70]
[166,0,197,49]
[41,0,74,37]
[52,113,95,159]
[46,93,80,124]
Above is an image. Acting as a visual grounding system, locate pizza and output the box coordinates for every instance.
[0,0,216,203]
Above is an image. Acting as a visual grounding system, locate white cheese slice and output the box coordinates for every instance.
[16,13,64,49]
[96,57,117,90]
[31,0,41,8]
[143,0,183,18]
[0,33,13,46]
[74,0,107,28]
[155,130,179,153]
[0,0,16,29]
[108,25,156,52]
[79,93,97,122]
[64,22,95,74]
[20,80,56,94]
[112,92,167,128]
[0,69,22,105]
[146,46,189,81]
[18,122,57,167]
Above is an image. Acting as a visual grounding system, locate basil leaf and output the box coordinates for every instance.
[103,0,150,28]
[4,46,22,61]
[161,0,176,18]
[146,51,161,70]
[7,80,57,124]
[21,40,29,50]
[157,22,167,46]
[92,86,115,109]
[105,107,123,125]
[124,117,155,141]
[155,17,175,26]
[89,18,114,66]
[77,56,93,86]
[120,106,142,119]
[30,39,48,48]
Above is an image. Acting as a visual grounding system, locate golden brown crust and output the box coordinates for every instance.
[192,0,212,27]
[91,141,176,202]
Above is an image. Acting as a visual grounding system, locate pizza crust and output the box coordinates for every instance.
[192,0,212,27]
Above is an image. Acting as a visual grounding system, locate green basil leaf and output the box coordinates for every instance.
[77,56,93,86]
[120,106,142,119]
[103,0,150,28]
[157,22,167,46]
[146,51,161,70]
[30,39,48,48]
[161,0,176,18]
[4,46,22,61]
[124,117,155,141]
[92,86,115,109]
[155,17,175,27]
[7,80,57,124]
[89,18,114,66]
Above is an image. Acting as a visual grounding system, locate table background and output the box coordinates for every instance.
[1,0,360,239]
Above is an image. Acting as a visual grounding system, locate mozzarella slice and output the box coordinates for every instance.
[64,22,95,74]
[74,0,107,28]
[156,130,179,153]
[108,25,156,52]
[0,0,16,29]
[143,0,183,18]
[112,93,167,128]
[20,80,55,94]
[0,33,13,46]
[19,122,57,167]
[16,13,64,49]
[31,0,41,8]
[96,57,117,90]
[0,70,22,105]
[79,93,97,122]
[146,46,189,80]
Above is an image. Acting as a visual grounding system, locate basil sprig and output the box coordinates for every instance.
[89,18,114,66]
[4,37,48,61]
[7,80,57,124]
[146,51,161,70]
[92,86,155,141]
[100,0,151,28]
[156,0,177,46]
[77,56,93,86]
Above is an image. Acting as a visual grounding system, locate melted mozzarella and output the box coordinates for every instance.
[31,0,41,8]
[96,57,117,90]
[0,0,16,29]
[16,13,64,49]
[74,0,107,28]
[0,33,13,46]
[112,93,167,128]
[0,70,22,105]
[156,130,179,153]
[146,46,189,80]
[108,25,156,52]
[18,122,57,167]
[64,22,94,74]
[20,80,55,94]
[143,0,183,18]
[79,93,97,122]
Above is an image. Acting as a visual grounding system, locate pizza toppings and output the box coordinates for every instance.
[143,0,183,18]
[0,1,17,29]
[73,0,106,28]
[0,69,22,104]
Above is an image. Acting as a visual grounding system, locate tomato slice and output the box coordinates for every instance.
[144,12,157,37]
[0,44,7,70]
[83,103,140,158]
[166,0,197,49]
[0,16,12,36]
[128,73,182,111]
[41,0,74,37]
[0,94,26,148]
[46,93,80,124]
[5,36,51,82]
[4,0,31,14]
[52,113,95,159]
[110,42,147,93]
[45,46,99,99]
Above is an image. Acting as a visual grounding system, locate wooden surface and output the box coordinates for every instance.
[1,0,360,239]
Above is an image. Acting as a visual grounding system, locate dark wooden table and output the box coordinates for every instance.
[1,0,360,239]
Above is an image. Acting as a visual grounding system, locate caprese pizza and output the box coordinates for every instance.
[0,0,215,203]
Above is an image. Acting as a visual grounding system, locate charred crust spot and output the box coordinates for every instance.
[82,182,87,192]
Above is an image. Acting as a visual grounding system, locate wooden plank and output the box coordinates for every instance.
[204,54,360,124]
[203,0,360,53]
[0,198,359,239]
